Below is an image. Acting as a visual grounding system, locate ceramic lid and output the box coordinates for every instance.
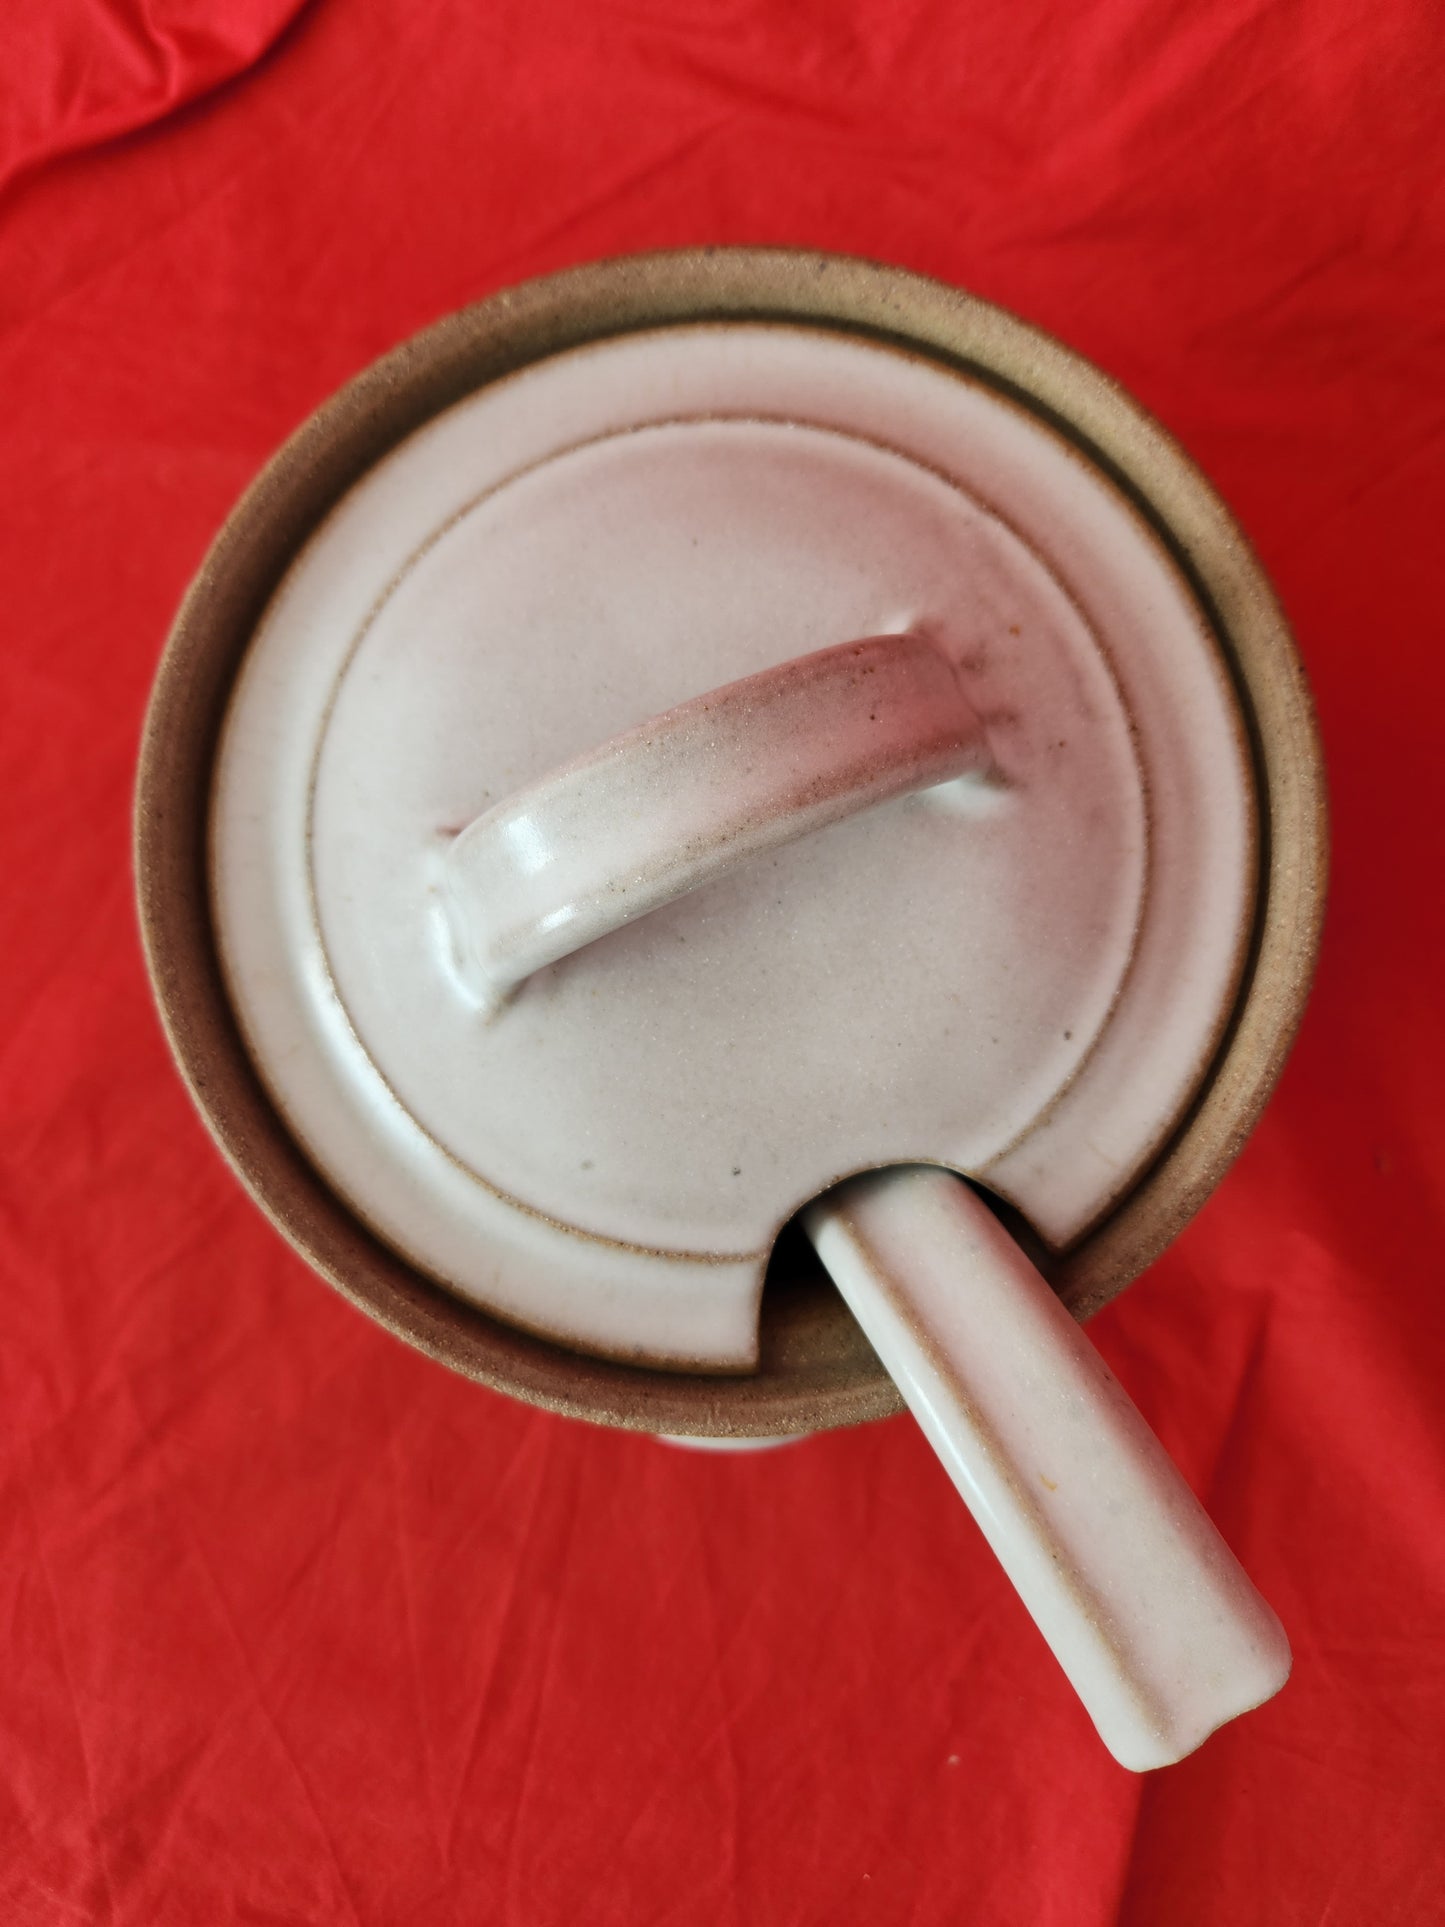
[211,323,1254,1369]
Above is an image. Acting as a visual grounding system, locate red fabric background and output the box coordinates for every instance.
[3,1,1443,1920]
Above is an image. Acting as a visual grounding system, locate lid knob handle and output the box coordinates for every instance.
[442,632,990,1013]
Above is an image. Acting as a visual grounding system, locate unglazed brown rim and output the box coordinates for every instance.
[134,248,1328,1437]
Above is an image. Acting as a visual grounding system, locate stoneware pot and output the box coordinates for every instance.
[135,249,1327,1768]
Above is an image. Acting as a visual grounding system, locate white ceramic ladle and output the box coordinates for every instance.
[441,630,1291,1772]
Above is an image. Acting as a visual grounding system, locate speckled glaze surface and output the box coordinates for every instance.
[135,249,1327,1436]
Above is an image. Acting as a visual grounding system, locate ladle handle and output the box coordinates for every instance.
[803,1167,1291,1771]
[442,633,988,1012]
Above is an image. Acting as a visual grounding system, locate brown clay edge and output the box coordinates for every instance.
[134,248,1328,1437]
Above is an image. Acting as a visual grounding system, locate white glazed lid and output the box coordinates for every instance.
[212,323,1253,1369]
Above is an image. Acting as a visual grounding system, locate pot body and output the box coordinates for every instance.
[134,249,1327,1437]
